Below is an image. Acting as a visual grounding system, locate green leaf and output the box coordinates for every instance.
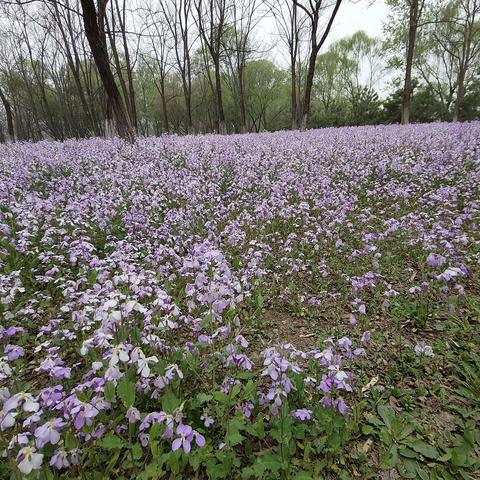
[407,438,439,459]
[64,431,77,450]
[398,422,416,441]
[131,443,143,460]
[254,452,283,474]
[99,433,124,450]
[138,462,163,480]
[149,422,161,442]
[377,404,395,429]
[226,429,244,446]
[362,425,374,435]
[248,418,265,439]
[230,383,242,399]
[87,269,98,284]
[415,465,429,480]
[379,445,399,469]
[104,381,116,403]
[162,389,180,412]
[450,446,468,467]
[195,393,213,405]
[189,451,203,471]
[117,378,136,407]
[257,293,264,309]
[398,446,418,459]
[294,472,313,480]
[213,391,229,403]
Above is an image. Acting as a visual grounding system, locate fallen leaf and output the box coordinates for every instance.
[362,376,379,393]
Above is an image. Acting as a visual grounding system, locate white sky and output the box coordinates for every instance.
[259,0,392,92]
[328,0,388,44]
[263,0,389,65]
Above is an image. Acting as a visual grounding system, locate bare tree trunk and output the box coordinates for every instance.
[291,2,298,129]
[300,50,316,130]
[214,58,226,134]
[453,67,466,122]
[160,81,170,132]
[401,0,420,125]
[290,58,297,130]
[184,78,193,133]
[0,86,15,142]
[114,0,137,131]
[80,0,134,141]
[238,64,247,132]
[296,0,342,131]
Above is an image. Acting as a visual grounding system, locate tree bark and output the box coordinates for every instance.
[214,58,226,134]
[291,2,298,129]
[300,49,317,130]
[0,86,15,142]
[79,0,134,141]
[297,0,342,131]
[453,67,466,122]
[401,0,420,125]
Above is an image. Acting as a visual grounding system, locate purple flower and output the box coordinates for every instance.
[336,398,348,415]
[0,409,17,430]
[337,337,352,350]
[414,343,434,357]
[125,406,141,423]
[172,424,194,453]
[34,418,65,448]
[16,446,43,475]
[4,392,39,413]
[171,424,205,453]
[426,253,446,269]
[200,413,214,427]
[241,401,254,419]
[50,448,70,469]
[4,344,25,361]
[290,409,312,421]
[361,331,371,344]
[40,385,64,408]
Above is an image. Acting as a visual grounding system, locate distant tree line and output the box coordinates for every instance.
[0,0,478,142]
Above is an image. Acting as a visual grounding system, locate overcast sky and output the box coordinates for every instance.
[260,0,392,91]
[328,0,388,43]
[263,0,389,65]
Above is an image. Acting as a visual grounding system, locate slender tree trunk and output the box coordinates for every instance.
[0,87,15,142]
[183,50,193,133]
[291,57,297,130]
[184,83,193,133]
[291,3,298,130]
[401,0,419,125]
[160,81,170,132]
[238,64,247,132]
[114,0,137,131]
[297,0,342,131]
[453,67,466,122]
[80,0,134,141]
[214,58,226,134]
[300,50,317,130]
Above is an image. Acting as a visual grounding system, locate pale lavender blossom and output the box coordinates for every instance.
[290,409,312,421]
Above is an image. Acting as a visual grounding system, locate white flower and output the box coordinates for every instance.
[414,343,434,357]
[0,358,12,380]
[0,387,9,402]
[104,299,118,309]
[0,410,17,431]
[109,345,129,367]
[17,446,43,474]
[131,348,158,378]
[91,361,103,372]
[108,310,122,323]
[166,364,184,380]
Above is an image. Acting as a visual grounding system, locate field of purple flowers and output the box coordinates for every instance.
[1,123,479,479]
